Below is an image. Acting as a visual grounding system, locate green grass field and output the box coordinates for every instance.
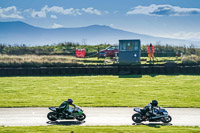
[0,125,200,133]
[0,54,185,66]
[0,75,199,107]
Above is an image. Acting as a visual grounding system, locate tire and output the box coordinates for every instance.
[161,115,172,123]
[132,113,143,123]
[47,112,58,121]
[76,113,86,121]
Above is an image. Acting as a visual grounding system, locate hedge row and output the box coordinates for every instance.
[0,65,199,76]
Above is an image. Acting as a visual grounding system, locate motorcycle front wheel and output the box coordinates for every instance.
[47,112,58,121]
[161,115,172,123]
[76,113,86,121]
[132,113,143,123]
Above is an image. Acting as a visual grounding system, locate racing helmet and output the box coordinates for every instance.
[152,100,158,106]
[67,98,73,104]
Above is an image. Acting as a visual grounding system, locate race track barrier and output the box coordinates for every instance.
[0,64,199,76]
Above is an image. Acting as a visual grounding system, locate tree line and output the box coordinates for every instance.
[0,42,199,57]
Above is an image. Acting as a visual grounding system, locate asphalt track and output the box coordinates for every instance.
[0,107,200,127]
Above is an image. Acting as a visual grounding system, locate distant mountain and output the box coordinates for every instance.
[0,21,199,46]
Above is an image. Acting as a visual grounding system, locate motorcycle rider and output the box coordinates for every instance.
[143,100,159,119]
[58,98,75,117]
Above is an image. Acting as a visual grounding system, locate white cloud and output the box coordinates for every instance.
[162,32,200,40]
[52,23,63,28]
[10,5,103,19]
[82,7,102,15]
[50,14,57,19]
[44,5,81,16]
[28,5,104,18]
[0,6,23,19]
[30,5,83,18]
[31,10,46,18]
[127,4,200,16]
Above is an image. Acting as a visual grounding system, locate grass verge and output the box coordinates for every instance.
[0,54,184,66]
[0,75,199,107]
[0,125,200,133]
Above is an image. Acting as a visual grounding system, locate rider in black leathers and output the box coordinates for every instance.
[142,100,159,119]
[58,98,75,117]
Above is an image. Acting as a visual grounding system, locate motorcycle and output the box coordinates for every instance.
[132,107,172,123]
[47,105,86,121]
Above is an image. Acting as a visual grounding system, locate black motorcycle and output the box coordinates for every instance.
[132,107,172,123]
[47,105,86,121]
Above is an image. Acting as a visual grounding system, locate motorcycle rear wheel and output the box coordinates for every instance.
[161,115,172,123]
[47,112,58,121]
[76,113,86,121]
[132,113,143,123]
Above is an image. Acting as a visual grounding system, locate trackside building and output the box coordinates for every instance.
[118,39,141,64]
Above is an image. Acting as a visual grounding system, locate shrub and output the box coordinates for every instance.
[181,55,200,64]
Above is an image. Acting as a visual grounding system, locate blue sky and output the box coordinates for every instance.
[1,0,200,41]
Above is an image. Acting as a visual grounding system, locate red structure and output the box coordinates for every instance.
[76,49,86,58]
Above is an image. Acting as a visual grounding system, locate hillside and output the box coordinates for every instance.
[0,21,199,46]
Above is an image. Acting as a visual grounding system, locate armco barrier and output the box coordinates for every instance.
[0,65,199,76]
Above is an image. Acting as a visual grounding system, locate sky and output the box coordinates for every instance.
[0,0,200,41]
